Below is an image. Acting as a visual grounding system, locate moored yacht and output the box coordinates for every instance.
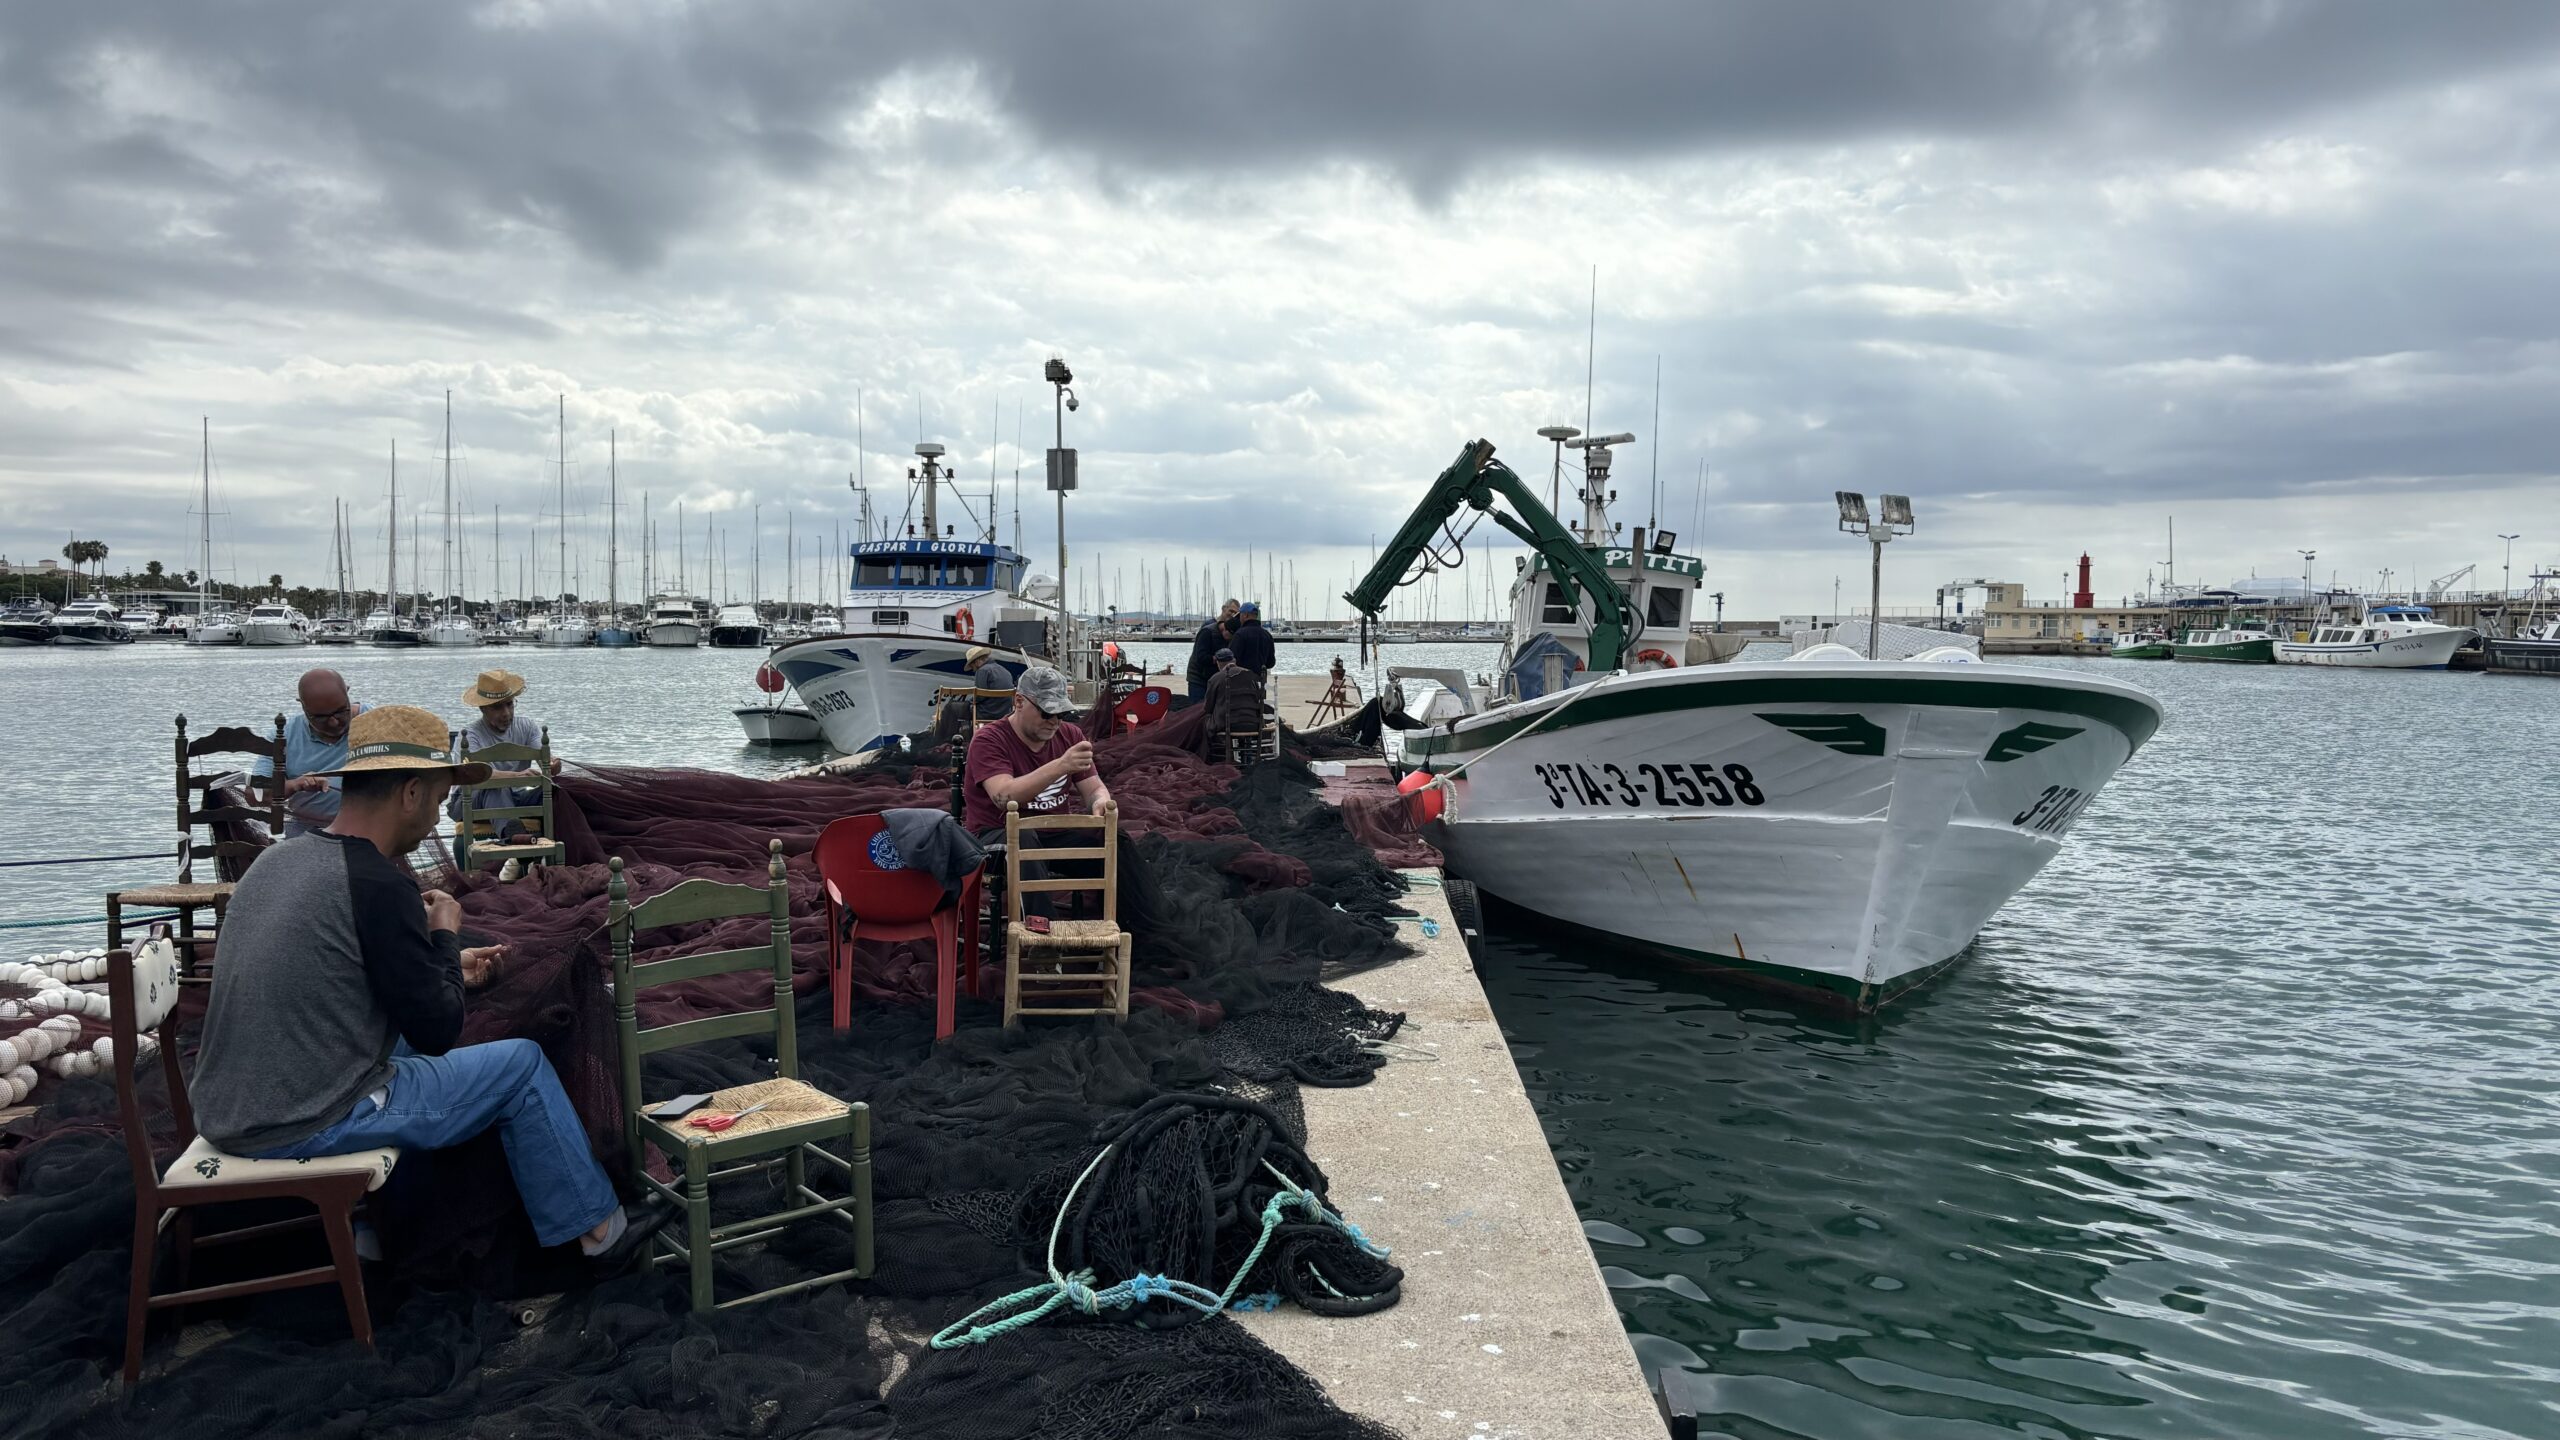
[2275,604,2470,669]
[0,599,55,646]
[242,600,314,646]
[362,607,422,647]
[50,597,134,646]
[425,610,482,647]
[189,609,246,646]
[645,595,704,647]
[706,603,767,648]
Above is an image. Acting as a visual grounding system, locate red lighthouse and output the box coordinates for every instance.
[2073,553,2094,609]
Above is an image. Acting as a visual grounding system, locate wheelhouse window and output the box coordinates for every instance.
[1540,583,1575,624]
[944,559,990,588]
[1646,586,1685,629]
[855,559,900,587]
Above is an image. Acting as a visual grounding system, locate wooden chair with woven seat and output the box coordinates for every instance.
[106,933,399,1384]
[107,714,288,972]
[453,725,567,873]
[609,839,875,1310]
[1000,799,1132,1026]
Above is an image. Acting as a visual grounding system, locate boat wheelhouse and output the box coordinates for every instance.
[2275,604,2470,669]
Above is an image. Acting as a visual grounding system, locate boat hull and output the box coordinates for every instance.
[1404,662,2162,1009]
[646,621,702,647]
[189,624,245,647]
[538,625,594,647]
[2108,643,2174,660]
[243,622,311,646]
[2273,628,2470,669]
[595,627,638,648]
[2170,639,2273,663]
[770,632,1032,753]
[364,629,423,648]
[707,626,767,648]
[50,622,133,646]
[735,705,824,744]
[2485,636,2560,676]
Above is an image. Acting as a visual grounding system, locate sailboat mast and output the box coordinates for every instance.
[678,501,687,595]
[443,390,455,619]
[198,417,210,615]
[556,394,568,618]
[608,431,619,619]
[387,441,398,620]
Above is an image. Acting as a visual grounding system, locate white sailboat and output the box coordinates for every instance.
[425,392,480,647]
[1364,437,2163,1011]
[539,395,593,647]
[186,420,246,647]
[364,441,422,647]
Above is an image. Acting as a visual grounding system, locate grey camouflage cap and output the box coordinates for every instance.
[1017,664,1076,715]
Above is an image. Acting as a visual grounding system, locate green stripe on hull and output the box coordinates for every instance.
[1478,892,1969,1014]
[2169,641,2273,663]
[1406,672,2162,757]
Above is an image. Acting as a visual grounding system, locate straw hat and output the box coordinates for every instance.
[965,645,992,669]
[461,668,527,709]
[323,705,492,783]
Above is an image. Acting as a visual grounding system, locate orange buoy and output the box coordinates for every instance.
[754,663,786,694]
[1397,769,1446,825]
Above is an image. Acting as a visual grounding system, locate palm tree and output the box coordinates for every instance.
[268,573,284,592]
[145,560,164,580]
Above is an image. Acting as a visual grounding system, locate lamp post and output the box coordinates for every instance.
[2499,534,2520,600]
[1836,492,1915,659]
[2298,549,2315,620]
[1044,356,1079,658]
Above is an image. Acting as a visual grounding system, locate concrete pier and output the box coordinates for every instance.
[1242,867,1660,1440]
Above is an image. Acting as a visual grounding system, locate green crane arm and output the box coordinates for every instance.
[1342,438,1636,671]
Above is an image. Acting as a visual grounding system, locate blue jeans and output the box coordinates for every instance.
[257,1038,617,1248]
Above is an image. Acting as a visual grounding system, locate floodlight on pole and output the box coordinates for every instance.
[1044,355,1077,646]
[1836,490,1916,659]
[2500,533,2520,600]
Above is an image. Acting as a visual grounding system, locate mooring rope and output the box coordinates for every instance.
[0,851,171,869]
[0,911,179,932]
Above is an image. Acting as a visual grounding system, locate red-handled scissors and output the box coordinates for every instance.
[687,1100,772,1133]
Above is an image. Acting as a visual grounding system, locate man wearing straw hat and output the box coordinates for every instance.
[447,668,550,838]
[191,704,660,1266]
[965,644,1014,723]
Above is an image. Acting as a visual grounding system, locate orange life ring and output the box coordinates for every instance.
[1634,648,1678,669]
[954,608,976,640]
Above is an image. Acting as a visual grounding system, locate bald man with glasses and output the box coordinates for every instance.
[253,668,368,836]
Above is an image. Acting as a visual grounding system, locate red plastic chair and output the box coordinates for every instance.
[815,814,984,1039]
[1116,684,1174,731]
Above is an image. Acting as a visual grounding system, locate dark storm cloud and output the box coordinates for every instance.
[11,2,2560,268]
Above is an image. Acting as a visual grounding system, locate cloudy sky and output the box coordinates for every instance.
[4,0,2557,620]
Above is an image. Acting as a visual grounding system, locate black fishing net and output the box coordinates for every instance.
[0,719,1427,1439]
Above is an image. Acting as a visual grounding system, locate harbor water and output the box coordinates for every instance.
[5,641,2555,1438]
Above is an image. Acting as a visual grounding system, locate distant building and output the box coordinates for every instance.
[0,558,66,577]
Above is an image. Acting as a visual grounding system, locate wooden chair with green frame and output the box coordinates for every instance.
[608,838,875,1310]
[453,725,567,873]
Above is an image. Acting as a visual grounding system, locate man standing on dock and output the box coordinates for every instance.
[256,667,365,837]
[1229,601,1276,680]
[1185,598,1239,702]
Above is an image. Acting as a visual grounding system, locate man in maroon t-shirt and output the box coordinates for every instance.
[963,664,1114,836]
[965,665,1114,917]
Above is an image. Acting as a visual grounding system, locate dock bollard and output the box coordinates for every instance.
[1654,1367,1700,1440]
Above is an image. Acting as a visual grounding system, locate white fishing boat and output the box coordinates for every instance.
[2275,604,2470,669]
[1358,437,2163,1011]
[736,664,823,744]
[50,597,134,646]
[645,595,704,647]
[242,600,313,646]
[707,603,767,648]
[769,442,1068,754]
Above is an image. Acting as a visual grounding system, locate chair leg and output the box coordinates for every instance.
[316,1197,374,1351]
[123,1198,159,1385]
[1115,936,1133,1019]
[684,1145,713,1311]
[171,1208,196,1293]
[1003,935,1022,1028]
[828,900,851,1033]
[934,912,958,1041]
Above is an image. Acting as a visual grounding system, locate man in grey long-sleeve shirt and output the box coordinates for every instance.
[191,704,656,1263]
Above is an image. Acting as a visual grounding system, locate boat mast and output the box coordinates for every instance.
[198,417,210,618]
[608,430,619,624]
[556,394,568,621]
[442,390,455,621]
[387,440,398,621]
[678,501,687,596]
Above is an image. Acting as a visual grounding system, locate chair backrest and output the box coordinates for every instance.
[459,726,555,837]
[1003,799,1119,926]
[815,814,946,925]
[608,840,795,1135]
[1115,684,1174,731]
[175,714,287,882]
[107,934,195,1200]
